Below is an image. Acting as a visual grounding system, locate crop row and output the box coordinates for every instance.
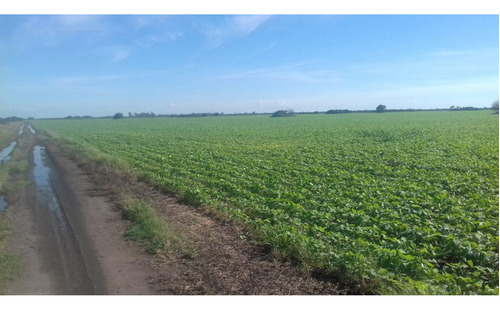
[34,111,499,294]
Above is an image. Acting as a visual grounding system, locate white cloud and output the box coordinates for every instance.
[371,79,499,98]
[134,31,184,48]
[47,74,131,95]
[232,15,272,36]
[93,45,134,62]
[200,15,272,48]
[356,48,497,77]
[111,48,132,62]
[56,15,101,28]
[213,62,341,83]
[53,74,130,87]
[17,15,106,46]
[128,15,171,31]
[426,49,478,57]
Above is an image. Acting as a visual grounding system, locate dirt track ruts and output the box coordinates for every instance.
[7,136,156,294]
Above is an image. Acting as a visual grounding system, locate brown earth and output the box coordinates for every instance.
[5,133,155,294]
[4,132,347,295]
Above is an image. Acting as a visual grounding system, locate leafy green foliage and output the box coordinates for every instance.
[376,104,387,113]
[34,111,499,294]
[121,199,167,253]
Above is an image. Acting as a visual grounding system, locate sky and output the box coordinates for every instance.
[0,11,499,118]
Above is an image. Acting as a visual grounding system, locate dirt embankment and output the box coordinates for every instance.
[5,132,345,295]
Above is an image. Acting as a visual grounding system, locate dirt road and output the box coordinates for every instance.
[6,136,155,294]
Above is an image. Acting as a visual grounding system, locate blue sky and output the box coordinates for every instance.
[0,14,498,118]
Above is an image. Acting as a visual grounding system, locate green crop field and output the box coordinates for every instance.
[33,111,499,294]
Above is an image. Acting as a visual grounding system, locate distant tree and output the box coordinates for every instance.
[492,100,499,114]
[450,106,482,112]
[326,109,350,114]
[376,104,387,113]
[130,112,157,118]
[271,109,295,117]
[450,105,455,110]
[113,112,124,119]
[0,116,24,124]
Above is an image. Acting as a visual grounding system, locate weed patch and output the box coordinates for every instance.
[121,199,196,258]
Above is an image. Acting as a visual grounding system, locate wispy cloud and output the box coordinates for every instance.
[200,15,272,48]
[213,62,341,83]
[370,79,499,98]
[354,48,497,79]
[49,74,131,94]
[110,48,132,62]
[426,49,479,58]
[16,15,106,47]
[53,74,129,87]
[235,42,277,60]
[232,15,272,36]
[14,15,184,61]
[1,74,128,95]
[92,45,134,62]
[56,15,102,29]
[134,32,184,48]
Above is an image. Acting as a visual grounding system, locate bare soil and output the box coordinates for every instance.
[5,134,156,294]
[5,133,346,295]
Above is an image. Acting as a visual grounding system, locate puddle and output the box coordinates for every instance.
[18,124,25,136]
[28,125,36,134]
[33,145,94,293]
[0,196,7,212]
[33,145,72,233]
[0,141,17,165]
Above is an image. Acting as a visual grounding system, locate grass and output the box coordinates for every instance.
[0,122,21,192]
[0,122,26,293]
[120,198,196,258]
[1,128,32,193]
[0,123,19,147]
[0,216,22,292]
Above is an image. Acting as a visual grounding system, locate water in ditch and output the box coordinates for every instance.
[18,124,24,136]
[0,196,7,212]
[28,125,36,134]
[0,141,17,165]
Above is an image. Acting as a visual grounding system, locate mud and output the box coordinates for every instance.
[6,135,156,295]
[30,145,94,294]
